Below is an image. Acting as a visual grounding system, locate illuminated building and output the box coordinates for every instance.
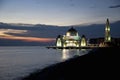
[55,19,120,48]
[80,35,87,47]
[105,18,111,42]
[56,35,63,47]
[56,27,87,47]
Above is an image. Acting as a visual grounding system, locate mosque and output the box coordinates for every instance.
[56,27,87,47]
[55,18,114,48]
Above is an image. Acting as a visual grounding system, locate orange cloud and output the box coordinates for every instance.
[1,36,55,42]
[0,29,55,42]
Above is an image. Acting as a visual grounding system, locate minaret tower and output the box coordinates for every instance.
[105,18,111,42]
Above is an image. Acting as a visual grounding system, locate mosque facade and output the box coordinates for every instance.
[56,27,87,47]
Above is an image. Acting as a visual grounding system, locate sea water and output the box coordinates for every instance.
[0,46,90,80]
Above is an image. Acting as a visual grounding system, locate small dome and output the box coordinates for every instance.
[66,27,78,36]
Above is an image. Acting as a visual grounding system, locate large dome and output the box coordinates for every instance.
[68,27,77,33]
[66,27,78,36]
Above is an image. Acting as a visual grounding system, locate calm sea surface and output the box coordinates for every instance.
[0,46,90,80]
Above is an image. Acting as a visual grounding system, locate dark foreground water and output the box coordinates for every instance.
[0,46,90,80]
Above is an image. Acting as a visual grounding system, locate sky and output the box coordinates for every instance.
[0,0,120,45]
[0,0,120,26]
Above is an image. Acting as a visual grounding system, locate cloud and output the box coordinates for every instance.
[1,36,55,42]
[0,29,55,42]
[0,29,27,37]
[109,5,120,8]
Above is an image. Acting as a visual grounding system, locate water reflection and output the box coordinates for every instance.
[61,49,90,61]
[62,49,70,60]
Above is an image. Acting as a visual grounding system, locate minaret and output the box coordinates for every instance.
[56,35,63,47]
[105,18,111,42]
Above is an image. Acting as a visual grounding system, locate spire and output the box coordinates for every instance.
[106,18,109,27]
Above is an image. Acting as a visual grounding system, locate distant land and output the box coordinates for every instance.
[0,20,120,46]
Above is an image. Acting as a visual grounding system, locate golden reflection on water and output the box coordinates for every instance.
[61,49,88,61]
[62,49,70,60]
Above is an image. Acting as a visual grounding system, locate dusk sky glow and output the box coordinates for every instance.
[0,29,55,42]
[0,0,120,26]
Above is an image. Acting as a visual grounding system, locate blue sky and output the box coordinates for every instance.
[0,0,120,26]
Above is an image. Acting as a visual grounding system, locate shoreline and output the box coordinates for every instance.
[22,47,120,80]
